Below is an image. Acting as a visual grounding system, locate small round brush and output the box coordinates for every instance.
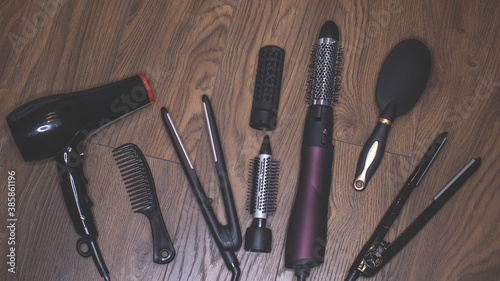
[245,135,280,253]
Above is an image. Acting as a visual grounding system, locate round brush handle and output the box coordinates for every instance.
[285,105,333,269]
[285,146,333,266]
[353,102,396,191]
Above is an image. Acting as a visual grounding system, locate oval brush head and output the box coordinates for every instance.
[245,136,279,253]
[306,21,343,106]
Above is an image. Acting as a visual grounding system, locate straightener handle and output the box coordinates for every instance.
[202,95,242,249]
[379,157,481,267]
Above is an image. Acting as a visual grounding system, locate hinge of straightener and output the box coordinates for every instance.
[357,259,368,272]
[380,240,391,250]
[364,250,383,269]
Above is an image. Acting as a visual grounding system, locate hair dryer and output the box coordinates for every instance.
[6,74,154,281]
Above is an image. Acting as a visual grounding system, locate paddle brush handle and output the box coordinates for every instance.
[353,102,396,191]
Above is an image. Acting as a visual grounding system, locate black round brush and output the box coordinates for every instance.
[245,135,280,253]
[249,45,285,131]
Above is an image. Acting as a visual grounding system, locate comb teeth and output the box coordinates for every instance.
[247,156,280,217]
[112,144,156,212]
[306,40,343,106]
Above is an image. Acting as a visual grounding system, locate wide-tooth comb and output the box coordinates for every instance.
[112,143,175,264]
[306,40,343,106]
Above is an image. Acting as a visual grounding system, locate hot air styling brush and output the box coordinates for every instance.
[284,21,342,281]
[245,135,280,253]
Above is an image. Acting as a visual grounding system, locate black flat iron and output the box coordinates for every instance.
[346,132,481,280]
[160,95,242,281]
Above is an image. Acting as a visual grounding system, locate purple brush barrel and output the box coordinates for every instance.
[285,105,334,274]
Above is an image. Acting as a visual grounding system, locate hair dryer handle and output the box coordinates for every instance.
[55,145,110,280]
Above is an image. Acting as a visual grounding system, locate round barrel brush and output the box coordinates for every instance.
[245,135,280,253]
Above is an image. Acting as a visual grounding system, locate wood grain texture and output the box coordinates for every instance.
[2,144,189,281]
[275,141,412,281]
[393,0,500,280]
[1,2,136,280]
[198,0,345,279]
[1,0,499,280]
[0,0,25,75]
[334,0,442,156]
[98,0,237,162]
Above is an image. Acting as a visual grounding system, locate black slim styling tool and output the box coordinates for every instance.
[112,143,175,264]
[285,21,342,281]
[345,132,481,281]
[160,95,242,281]
[245,135,280,253]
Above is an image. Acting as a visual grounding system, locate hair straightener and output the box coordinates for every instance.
[345,133,481,280]
[160,95,242,281]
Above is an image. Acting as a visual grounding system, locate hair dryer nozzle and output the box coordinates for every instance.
[6,74,153,161]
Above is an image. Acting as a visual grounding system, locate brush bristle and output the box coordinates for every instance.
[306,41,343,106]
[247,157,280,216]
[112,144,156,212]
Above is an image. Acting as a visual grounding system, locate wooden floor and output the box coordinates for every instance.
[1,0,499,280]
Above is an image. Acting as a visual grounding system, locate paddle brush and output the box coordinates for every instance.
[353,39,431,191]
